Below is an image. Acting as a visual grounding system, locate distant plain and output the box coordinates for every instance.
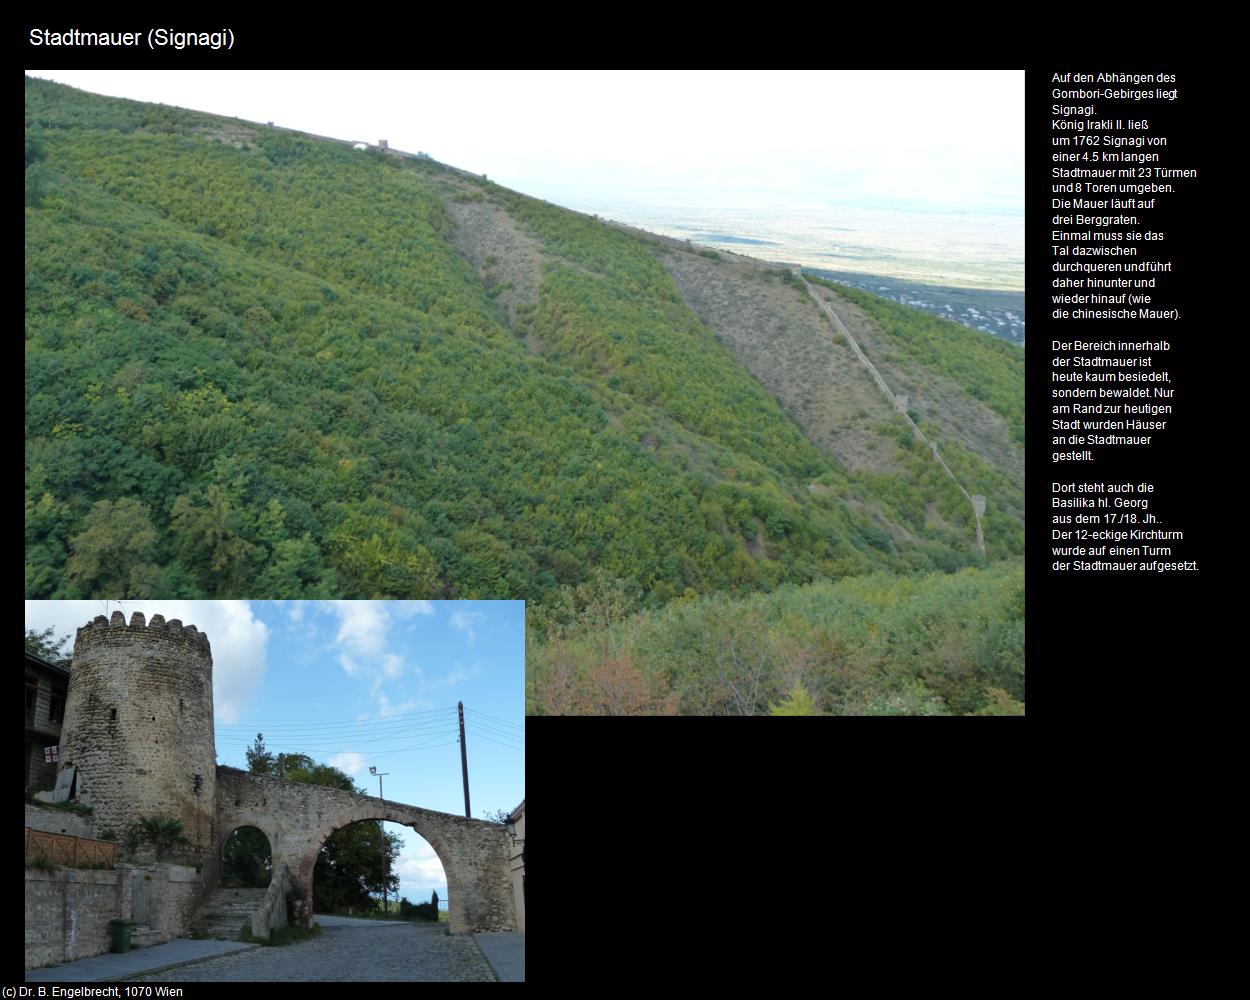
[553,194,1025,342]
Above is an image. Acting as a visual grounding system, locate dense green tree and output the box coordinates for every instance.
[222,827,272,887]
[65,498,162,597]
[25,626,72,667]
[245,733,275,775]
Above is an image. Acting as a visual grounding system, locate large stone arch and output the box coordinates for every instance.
[293,808,457,928]
[214,767,514,933]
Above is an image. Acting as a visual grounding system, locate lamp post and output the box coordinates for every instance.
[369,766,390,914]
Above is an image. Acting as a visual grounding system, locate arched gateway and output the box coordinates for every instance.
[215,767,513,933]
[55,613,515,937]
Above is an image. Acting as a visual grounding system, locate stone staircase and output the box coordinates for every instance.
[130,924,168,949]
[193,886,269,940]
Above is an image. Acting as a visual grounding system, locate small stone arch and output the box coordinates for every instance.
[211,807,283,898]
[220,824,275,888]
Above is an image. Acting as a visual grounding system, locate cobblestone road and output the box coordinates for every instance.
[132,916,497,982]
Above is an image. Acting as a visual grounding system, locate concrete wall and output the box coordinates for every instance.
[26,804,96,839]
[57,613,218,860]
[25,868,123,970]
[216,767,515,933]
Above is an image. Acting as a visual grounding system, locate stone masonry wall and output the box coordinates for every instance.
[24,868,123,970]
[252,864,292,939]
[216,767,515,933]
[146,863,204,937]
[57,613,218,858]
[25,804,96,839]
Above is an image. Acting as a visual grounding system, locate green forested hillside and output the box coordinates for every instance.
[527,562,1024,716]
[26,78,1024,712]
[26,79,1002,598]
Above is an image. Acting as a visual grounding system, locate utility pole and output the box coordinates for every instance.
[458,701,471,818]
[370,766,390,914]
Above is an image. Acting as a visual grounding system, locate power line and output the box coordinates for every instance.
[217,706,456,732]
[464,720,525,746]
[462,708,524,732]
[223,735,460,757]
[472,732,525,752]
[215,719,456,747]
[364,740,460,763]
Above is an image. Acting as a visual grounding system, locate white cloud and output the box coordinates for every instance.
[393,837,448,903]
[424,662,481,691]
[320,602,434,707]
[382,653,404,679]
[448,610,483,644]
[327,751,368,777]
[24,600,268,724]
[376,694,417,719]
[395,840,443,879]
[329,601,389,656]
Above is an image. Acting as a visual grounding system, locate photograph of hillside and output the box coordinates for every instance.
[25,71,1024,716]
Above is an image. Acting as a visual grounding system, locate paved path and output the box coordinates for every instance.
[131,915,497,982]
[26,939,258,982]
[473,931,525,982]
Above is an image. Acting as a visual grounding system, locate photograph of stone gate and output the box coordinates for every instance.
[27,610,517,969]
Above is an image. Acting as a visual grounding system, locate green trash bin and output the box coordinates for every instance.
[110,918,136,953]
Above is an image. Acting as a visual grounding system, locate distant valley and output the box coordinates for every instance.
[547,195,1025,344]
[805,269,1025,345]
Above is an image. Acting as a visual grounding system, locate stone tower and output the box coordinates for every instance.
[56,612,218,859]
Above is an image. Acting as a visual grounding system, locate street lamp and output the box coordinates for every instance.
[368,766,390,914]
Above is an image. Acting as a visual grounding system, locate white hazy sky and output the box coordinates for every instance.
[27,69,1023,214]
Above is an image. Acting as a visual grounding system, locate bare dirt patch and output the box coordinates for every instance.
[446,199,543,333]
[662,249,903,473]
[808,284,1024,482]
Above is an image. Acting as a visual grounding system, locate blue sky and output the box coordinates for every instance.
[24,600,525,907]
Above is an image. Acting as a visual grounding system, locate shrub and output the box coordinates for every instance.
[137,815,190,860]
